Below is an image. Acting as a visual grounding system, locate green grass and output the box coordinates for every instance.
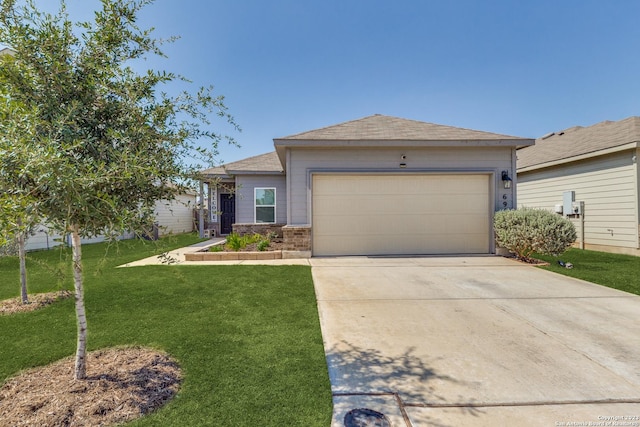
[0,234,332,426]
[534,248,640,295]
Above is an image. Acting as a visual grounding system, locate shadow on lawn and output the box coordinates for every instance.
[326,341,483,426]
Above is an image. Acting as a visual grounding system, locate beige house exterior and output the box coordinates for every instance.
[202,114,533,257]
[153,193,197,236]
[517,117,640,256]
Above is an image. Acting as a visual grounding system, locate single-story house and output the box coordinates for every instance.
[517,116,640,256]
[200,114,533,257]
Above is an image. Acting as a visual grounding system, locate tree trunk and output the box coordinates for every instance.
[17,225,28,305]
[71,225,88,380]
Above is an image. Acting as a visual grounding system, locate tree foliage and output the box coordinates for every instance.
[0,77,49,303]
[0,0,238,379]
[494,208,577,261]
[1,0,237,238]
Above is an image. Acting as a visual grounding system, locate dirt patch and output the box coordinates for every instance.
[0,347,181,427]
[0,290,73,315]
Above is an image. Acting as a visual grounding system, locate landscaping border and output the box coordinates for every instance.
[185,251,283,261]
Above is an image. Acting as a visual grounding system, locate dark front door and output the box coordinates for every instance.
[220,194,235,235]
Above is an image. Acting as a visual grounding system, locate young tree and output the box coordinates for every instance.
[0,89,47,304]
[0,0,237,379]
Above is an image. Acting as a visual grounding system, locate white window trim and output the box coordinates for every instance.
[254,187,276,224]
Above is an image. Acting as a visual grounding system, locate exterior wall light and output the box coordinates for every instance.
[501,171,512,189]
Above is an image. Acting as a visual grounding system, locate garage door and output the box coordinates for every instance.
[312,174,491,256]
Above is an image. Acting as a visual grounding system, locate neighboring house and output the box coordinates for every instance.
[23,194,196,251]
[517,117,640,256]
[154,192,197,236]
[201,114,533,257]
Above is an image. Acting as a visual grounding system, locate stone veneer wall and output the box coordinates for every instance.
[282,225,311,251]
[232,223,285,237]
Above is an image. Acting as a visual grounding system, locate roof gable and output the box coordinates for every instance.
[517,116,640,171]
[277,114,527,141]
[201,151,283,177]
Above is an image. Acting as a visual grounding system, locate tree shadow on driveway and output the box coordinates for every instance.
[326,340,484,426]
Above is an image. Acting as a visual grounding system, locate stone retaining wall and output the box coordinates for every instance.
[185,251,282,261]
[232,223,285,237]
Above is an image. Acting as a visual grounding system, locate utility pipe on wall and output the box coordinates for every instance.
[580,201,585,250]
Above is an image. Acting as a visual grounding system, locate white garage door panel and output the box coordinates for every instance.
[312,174,490,256]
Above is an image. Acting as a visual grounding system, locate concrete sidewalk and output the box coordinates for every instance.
[310,256,640,426]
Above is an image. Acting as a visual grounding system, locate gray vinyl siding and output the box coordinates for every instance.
[235,175,287,223]
[517,150,639,249]
[288,147,514,225]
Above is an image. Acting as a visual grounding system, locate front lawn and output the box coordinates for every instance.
[0,234,332,426]
[534,248,640,296]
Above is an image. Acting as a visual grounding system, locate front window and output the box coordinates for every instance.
[255,188,276,223]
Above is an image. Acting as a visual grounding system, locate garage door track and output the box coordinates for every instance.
[310,256,640,426]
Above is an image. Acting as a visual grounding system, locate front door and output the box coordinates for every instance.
[220,194,235,235]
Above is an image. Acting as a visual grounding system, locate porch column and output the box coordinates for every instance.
[199,179,205,238]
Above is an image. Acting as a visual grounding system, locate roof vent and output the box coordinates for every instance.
[541,132,555,140]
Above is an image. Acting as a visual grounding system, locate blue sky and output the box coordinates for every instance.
[28,1,640,163]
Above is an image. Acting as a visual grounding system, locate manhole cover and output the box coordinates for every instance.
[344,408,391,427]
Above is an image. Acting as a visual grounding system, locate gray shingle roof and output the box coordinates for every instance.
[201,151,283,176]
[517,116,640,170]
[277,114,528,141]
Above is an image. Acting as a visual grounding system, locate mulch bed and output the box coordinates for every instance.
[0,290,73,315]
[0,347,182,427]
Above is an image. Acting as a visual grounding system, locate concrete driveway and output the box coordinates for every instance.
[310,256,640,426]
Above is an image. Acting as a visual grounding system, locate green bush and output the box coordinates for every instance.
[225,232,267,251]
[209,244,223,252]
[225,233,244,251]
[256,240,270,251]
[494,208,577,261]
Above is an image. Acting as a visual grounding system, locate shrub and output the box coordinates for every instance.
[256,240,270,251]
[209,244,223,252]
[225,233,244,251]
[225,232,267,251]
[494,208,577,261]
